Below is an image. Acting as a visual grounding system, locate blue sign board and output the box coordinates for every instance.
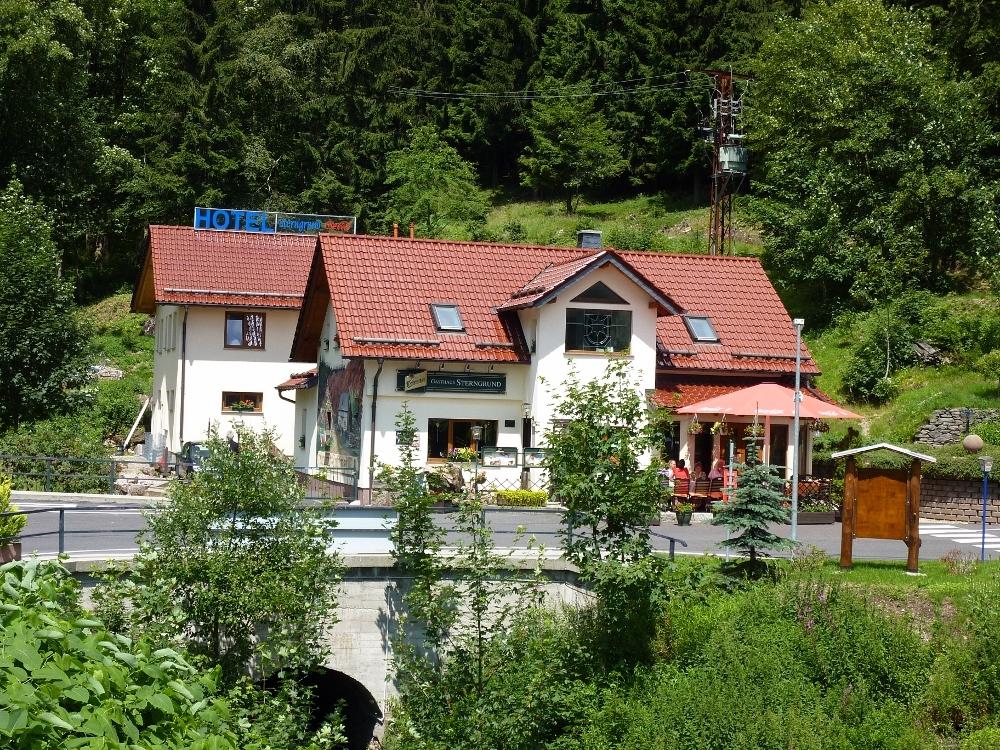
[194,207,356,235]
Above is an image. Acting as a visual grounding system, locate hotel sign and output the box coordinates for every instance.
[194,207,356,235]
[400,370,506,394]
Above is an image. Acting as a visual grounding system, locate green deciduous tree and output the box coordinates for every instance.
[383,125,490,237]
[712,439,792,568]
[545,361,663,569]
[520,79,627,213]
[96,424,343,686]
[0,181,88,429]
[748,0,1000,319]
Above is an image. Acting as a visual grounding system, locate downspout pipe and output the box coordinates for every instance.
[178,306,189,449]
[368,358,385,491]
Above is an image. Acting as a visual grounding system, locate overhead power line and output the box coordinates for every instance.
[388,72,714,101]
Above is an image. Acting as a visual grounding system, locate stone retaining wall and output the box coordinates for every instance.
[920,477,1000,523]
[915,408,1000,446]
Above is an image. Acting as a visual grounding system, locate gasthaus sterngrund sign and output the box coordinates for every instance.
[194,207,356,235]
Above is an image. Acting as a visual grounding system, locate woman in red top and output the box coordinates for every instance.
[673,459,691,481]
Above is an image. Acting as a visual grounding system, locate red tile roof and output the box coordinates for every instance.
[277,367,318,391]
[499,250,681,313]
[289,234,816,376]
[620,252,818,374]
[131,225,316,313]
[652,376,834,411]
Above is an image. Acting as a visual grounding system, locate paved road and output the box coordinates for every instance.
[15,500,1000,562]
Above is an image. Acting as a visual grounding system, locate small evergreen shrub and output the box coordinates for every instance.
[493,489,548,507]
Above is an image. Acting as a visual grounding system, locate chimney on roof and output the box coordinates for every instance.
[576,229,602,249]
[393,223,399,238]
[409,222,415,239]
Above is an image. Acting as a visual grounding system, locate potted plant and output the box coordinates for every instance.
[447,447,478,464]
[812,420,831,434]
[687,419,704,435]
[0,474,25,563]
[674,501,694,526]
[231,399,256,413]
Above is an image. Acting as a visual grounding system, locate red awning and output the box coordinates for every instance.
[675,382,862,420]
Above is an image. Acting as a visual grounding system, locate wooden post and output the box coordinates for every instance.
[840,457,857,568]
[906,458,921,573]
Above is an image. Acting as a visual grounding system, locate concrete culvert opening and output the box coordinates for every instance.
[303,667,382,750]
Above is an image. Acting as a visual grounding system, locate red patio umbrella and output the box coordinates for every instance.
[675,382,862,420]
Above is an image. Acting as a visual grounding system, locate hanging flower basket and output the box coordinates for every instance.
[687,419,704,435]
[745,424,764,438]
[711,420,732,436]
[813,420,831,433]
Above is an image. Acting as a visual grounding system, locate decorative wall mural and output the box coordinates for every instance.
[317,359,364,469]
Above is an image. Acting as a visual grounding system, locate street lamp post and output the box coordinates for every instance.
[471,424,483,503]
[790,318,805,543]
[980,455,994,562]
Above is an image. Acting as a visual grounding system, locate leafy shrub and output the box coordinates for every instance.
[926,581,1000,733]
[961,727,1000,750]
[493,489,548,507]
[920,297,1000,361]
[606,223,656,251]
[385,607,604,750]
[975,420,1000,446]
[0,416,111,492]
[842,309,913,402]
[976,350,1000,389]
[0,559,237,749]
[592,581,934,749]
[0,473,25,542]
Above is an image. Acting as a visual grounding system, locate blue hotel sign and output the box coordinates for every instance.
[194,207,356,236]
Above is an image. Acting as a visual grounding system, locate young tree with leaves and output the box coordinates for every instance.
[520,80,627,213]
[96,424,343,686]
[0,182,88,429]
[383,125,490,237]
[712,438,792,569]
[545,360,663,569]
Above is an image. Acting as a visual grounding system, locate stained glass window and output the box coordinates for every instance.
[565,308,631,352]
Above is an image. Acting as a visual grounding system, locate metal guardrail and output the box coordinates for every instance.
[1,505,148,556]
[1,504,688,561]
[0,455,157,494]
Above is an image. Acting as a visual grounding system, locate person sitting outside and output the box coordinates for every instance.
[708,458,726,481]
[693,461,707,481]
[673,459,691,481]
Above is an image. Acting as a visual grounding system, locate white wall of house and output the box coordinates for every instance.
[523,265,659,446]
[149,304,302,457]
[359,362,530,489]
[149,304,182,460]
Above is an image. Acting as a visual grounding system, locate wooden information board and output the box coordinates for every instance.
[840,457,922,573]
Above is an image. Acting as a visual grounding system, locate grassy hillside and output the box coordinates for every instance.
[462,193,761,255]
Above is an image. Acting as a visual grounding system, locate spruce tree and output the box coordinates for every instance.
[712,437,792,567]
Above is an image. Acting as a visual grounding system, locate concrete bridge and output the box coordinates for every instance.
[66,551,591,748]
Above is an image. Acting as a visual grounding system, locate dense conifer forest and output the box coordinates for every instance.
[4,0,998,301]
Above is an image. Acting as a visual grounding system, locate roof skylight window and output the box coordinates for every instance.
[431,303,465,332]
[684,315,719,343]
